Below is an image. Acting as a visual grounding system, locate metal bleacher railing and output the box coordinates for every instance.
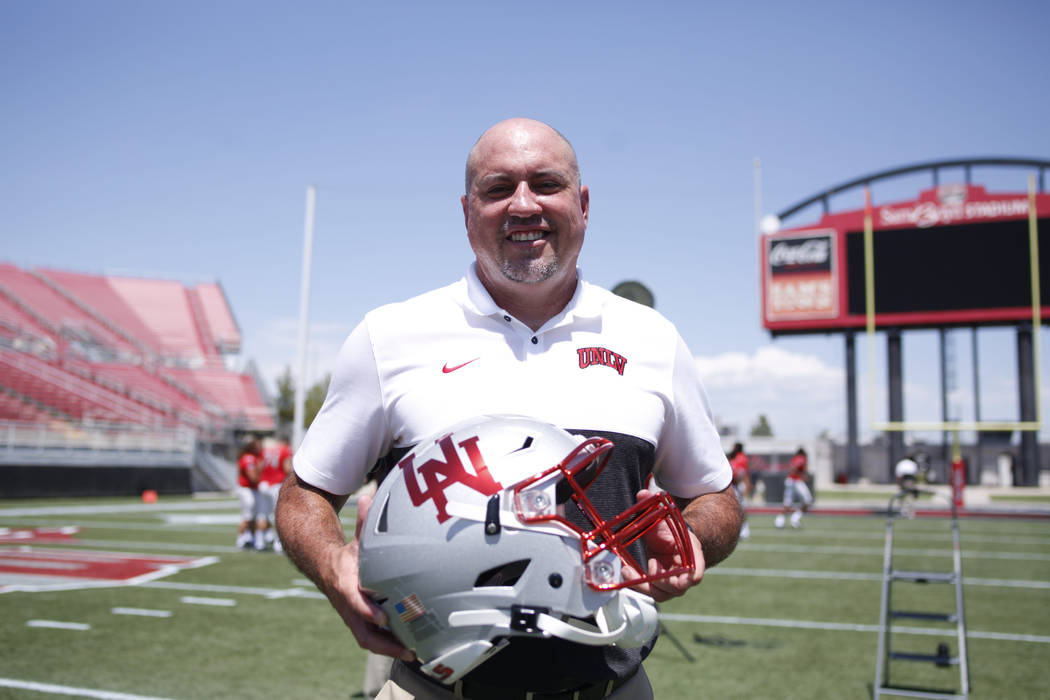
[0,419,196,468]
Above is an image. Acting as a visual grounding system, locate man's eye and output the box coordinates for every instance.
[534,181,562,192]
[486,186,511,197]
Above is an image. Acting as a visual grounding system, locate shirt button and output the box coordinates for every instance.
[531,336,538,345]
[504,315,512,322]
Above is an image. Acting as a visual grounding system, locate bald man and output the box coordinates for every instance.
[277,118,742,699]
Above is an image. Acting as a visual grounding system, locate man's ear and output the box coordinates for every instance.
[461,194,470,228]
[579,185,590,224]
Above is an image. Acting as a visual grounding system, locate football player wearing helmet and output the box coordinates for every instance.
[277,118,742,699]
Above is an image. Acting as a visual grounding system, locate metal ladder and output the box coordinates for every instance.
[873,489,971,699]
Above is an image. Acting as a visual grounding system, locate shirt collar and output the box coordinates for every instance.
[462,263,604,325]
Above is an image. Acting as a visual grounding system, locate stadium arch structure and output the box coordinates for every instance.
[760,157,1050,486]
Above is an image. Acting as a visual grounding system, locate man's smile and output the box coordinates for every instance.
[508,231,546,242]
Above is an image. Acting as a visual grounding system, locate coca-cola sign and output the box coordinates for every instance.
[765,231,837,321]
[768,235,832,273]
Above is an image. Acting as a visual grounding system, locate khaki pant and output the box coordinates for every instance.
[364,651,395,699]
[375,660,653,700]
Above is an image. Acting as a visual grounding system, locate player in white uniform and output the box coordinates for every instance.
[894,453,923,518]
[277,118,742,700]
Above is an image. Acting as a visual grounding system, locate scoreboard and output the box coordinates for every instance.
[761,184,1050,334]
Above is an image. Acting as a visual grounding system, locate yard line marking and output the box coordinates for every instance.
[710,567,1050,589]
[4,519,234,534]
[46,539,234,554]
[142,580,324,598]
[0,677,176,699]
[752,527,1050,546]
[264,588,314,599]
[658,613,1050,644]
[740,542,1050,561]
[179,595,236,606]
[0,500,238,517]
[26,619,91,631]
[111,607,172,618]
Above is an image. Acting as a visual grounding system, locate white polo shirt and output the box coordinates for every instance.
[295,265,731,500]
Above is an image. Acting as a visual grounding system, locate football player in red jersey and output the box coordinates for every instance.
[776,447,813,529]
[259,436,293,552]
[727,442,751,539]
[235,438,262,549]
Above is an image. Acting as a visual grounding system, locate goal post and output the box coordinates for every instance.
[863,177,1044,491]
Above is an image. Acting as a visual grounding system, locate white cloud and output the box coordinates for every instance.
[695,345,845,439]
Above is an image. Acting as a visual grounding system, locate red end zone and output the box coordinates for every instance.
[0,528,216,593]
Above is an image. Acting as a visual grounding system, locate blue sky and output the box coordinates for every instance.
[3,0,1048,442]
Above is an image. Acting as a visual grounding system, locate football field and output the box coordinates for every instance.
[1,495,1048,699]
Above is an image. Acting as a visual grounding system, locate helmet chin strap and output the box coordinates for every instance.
[447,588,658,648]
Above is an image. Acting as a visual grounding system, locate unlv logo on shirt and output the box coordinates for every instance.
[577,346,627,376]
[399,433,502,523]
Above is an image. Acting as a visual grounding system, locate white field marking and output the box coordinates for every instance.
[163,514,244,525]
[740,542,1050,561]
[179,595,236,607]
[27,538,234,554]
[0,500,238,517]
[4,518,234,534]
[111,607,172,618]
[264,588,315,599]
[0,678,176,700]
[709,567,1050,590]
[751,527,1050,546]
[26,619,91,631]
[142,580,324,599]
[658,613,1050,644]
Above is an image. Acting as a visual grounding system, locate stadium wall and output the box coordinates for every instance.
[0,463,192,498]
[0,420,200,497]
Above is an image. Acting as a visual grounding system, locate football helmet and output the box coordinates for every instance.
[358,415,694,684]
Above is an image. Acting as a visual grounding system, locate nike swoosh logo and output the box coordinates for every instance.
[442,358,480,373]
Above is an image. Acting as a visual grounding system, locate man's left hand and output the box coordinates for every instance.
[628,488,705,602]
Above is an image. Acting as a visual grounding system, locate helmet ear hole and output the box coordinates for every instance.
[474,559,530,588]
[376,493,390,533]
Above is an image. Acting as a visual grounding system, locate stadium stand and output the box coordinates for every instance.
[0,263,274,497]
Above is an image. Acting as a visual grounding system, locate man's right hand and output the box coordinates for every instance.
[276,476,414,661]
[326,493,415,661]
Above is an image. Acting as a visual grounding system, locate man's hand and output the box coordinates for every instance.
[627,488,705,602]
[624,485,743,603]
[276,476,414,661]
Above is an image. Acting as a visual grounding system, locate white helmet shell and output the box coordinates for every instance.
[358,415,694,684]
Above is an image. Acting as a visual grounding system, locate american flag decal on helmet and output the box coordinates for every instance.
[395,594,426,623]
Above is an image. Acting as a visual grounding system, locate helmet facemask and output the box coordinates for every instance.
[511,436,695,591]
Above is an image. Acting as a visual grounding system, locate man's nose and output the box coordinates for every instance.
[508,181,541,216]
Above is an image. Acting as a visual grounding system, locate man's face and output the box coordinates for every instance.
[462,122,589,294]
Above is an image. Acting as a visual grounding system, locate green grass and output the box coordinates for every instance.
[1,497,1048,699]
[988,493,1050,503]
